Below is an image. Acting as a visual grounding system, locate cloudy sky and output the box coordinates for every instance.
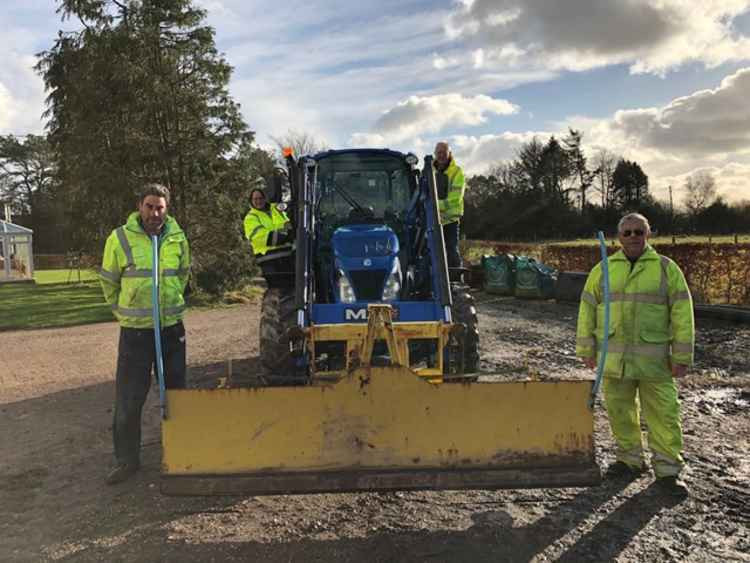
[3,0,750,205]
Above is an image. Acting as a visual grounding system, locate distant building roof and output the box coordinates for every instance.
[0,220,33,234]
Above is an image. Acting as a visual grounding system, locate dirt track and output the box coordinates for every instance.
[1,297,748,562]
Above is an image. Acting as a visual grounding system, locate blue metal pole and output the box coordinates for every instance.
[151,234,167,420]
[588,231,610,410]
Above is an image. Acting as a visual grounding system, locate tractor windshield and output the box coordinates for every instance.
[315,153,412,225]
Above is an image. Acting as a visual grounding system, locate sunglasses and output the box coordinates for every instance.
[621,229,645,237]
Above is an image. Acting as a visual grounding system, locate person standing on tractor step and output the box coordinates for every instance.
[433,141,466,269]
[243,186,293,285]
[99,183,190,485]
[576,212,694,497]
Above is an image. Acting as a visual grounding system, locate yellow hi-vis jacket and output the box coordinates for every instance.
[243,204,292,263]
[576,245,694,380]
[436,158,466,225]
[99,212,190,329]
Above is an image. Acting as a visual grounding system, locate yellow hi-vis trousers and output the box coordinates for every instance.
[602,377,684,477]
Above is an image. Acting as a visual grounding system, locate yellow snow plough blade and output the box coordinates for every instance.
[161,369,600,496]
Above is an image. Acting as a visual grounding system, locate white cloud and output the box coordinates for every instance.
[352,93,519,145]
[0,3,75,134]
[449,131,541,174]
[207,3,458,145]
[548,69,750,202]
[447,0,750,74]
[349,132,387,147]
[4,0,748,207]
[611,67,750,155]
[433,54,460,70]
[0,53,46,135]
[653,162,750,205]
[472,49,485,69]
[204,1,559,146]
[395,68,750,203]
[346,131,542,176]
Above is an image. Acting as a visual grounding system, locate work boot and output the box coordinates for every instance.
[106,462,139,485]
[605,461,647,480]
[656,475,689,498]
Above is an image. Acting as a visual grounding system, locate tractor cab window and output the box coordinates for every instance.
[316,154,411,227]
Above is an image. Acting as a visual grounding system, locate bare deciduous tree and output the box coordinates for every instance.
[270,130,329,160]
[590,148,618,208]
[684,171,718,214]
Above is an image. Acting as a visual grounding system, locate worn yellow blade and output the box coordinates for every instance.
[161,368,600,495]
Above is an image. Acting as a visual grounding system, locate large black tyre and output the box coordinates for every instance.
[451,287,480,373]
[259,287,298,375]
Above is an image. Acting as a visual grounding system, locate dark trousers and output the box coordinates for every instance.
[259,252,295,289]
[113,322,186,466]
[442,221,462,268]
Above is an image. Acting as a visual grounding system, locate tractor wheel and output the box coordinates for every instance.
[259,287,298,376]
[451,287,480,373]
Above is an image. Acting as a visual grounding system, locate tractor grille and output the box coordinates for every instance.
[350,269,387,301]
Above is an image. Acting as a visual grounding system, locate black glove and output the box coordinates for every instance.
[268,228,293,247]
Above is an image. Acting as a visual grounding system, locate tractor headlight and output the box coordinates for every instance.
[337,270,356,303]
[382,262,401,301]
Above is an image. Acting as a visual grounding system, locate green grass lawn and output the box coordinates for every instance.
[1,270,264,330]
[0,271,113,330]
[34,268,99,284]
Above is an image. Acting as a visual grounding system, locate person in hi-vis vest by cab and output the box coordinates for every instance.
[243,186,293,287]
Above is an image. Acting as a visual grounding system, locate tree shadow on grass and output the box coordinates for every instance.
[0,281,111,330]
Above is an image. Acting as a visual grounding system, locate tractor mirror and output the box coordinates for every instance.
[436,172,449,199]
[265,174,284,203]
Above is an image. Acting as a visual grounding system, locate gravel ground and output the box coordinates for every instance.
[1,296,748,562]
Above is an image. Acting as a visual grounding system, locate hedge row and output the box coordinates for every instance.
[467,241,750,305]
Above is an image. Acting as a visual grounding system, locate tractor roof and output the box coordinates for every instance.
[311,148,411,161]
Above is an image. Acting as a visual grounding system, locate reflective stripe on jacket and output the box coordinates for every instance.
[436,158,465,225]
[99,212,190,329]
[243,204,291,258]
[575,245,694,380]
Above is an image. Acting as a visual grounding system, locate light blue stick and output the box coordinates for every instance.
[151,234,167,420]
[588,231,610,410]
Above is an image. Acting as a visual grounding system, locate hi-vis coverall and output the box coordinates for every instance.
[243,203,292,265]
[576,245,694,477]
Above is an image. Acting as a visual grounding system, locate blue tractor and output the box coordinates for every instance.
[160,149,601,495]
[259,148,479,382]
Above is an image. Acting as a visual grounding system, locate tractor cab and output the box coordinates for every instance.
[313,150,416,306]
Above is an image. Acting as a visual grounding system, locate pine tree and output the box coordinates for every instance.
[37,0,273,291]
[612,159,648,209]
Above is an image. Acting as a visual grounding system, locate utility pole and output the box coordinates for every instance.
[668,185,673,216]
[668,185,674,233]
[3,204,10,223]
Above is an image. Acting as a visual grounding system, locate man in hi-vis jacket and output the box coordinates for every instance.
[576,212,694,497]
[433,141,465,270]
[99,183,190,485]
